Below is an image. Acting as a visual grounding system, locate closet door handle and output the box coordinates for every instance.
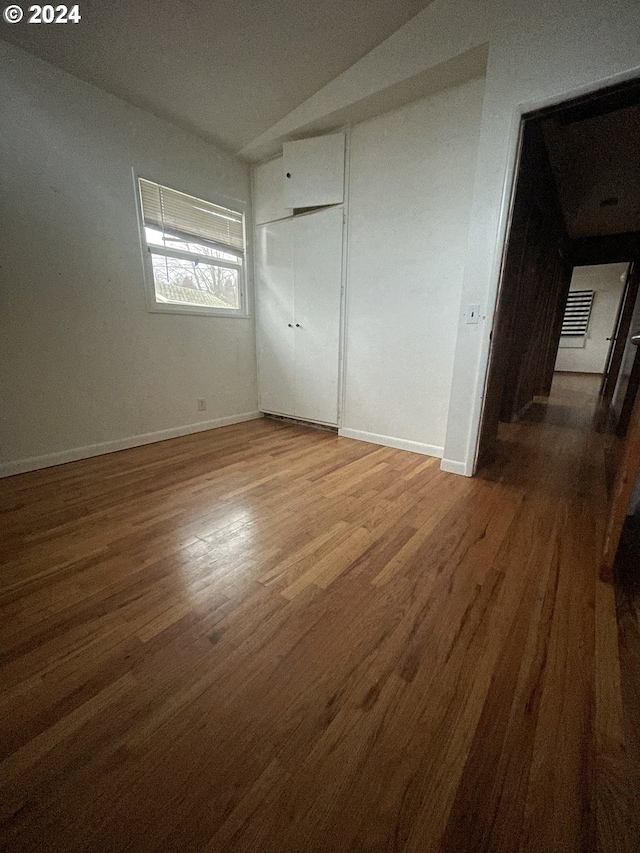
[287,323,293,328]
[295,323,301,328]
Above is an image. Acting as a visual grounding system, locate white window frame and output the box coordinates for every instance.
[134,172,250,318]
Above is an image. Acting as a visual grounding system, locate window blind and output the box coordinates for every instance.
[139,179,244,253]
[561,290,594,336]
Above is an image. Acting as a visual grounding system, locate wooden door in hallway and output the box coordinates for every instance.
[601,336,640,581]
[599,261,639,408]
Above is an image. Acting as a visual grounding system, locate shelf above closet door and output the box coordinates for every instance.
[293,207,344,425]
[255,218,295,417]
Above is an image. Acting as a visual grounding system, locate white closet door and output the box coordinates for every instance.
[255,219,295,416]
[293,207,344,425]
[253,157,292,225]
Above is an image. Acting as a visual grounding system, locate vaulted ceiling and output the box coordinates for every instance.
[1,0,434,153]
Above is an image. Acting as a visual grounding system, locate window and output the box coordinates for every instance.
[561,290,595,336]
[138,178,247,315]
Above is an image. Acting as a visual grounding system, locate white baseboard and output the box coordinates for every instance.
[338,427,443,458]
[0,411,263,477]
[440,457,472,477]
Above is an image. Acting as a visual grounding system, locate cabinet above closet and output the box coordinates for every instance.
[252,132,346,225]
[282,132,345,209]
[252,156,293,226]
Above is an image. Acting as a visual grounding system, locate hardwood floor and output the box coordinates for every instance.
[1,375,638,852]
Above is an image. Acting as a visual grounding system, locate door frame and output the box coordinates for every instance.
[601,375,640,582]
[473,76,640,473]
[599,261,639,408]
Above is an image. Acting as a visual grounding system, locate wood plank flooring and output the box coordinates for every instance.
[1,374,638,852]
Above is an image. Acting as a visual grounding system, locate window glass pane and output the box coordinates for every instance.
[150,253,240,310]
[145,227,241,264]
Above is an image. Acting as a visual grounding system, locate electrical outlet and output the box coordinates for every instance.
[197,398,206,412]
[467,304,481,324]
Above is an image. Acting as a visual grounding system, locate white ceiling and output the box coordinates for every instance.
[2,0,434,154]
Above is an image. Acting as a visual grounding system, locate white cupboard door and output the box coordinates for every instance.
[253,157,293,225]
[282,133,345,209]
[293,207,344,425]
[255,219,295,416]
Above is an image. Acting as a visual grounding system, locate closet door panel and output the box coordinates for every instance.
[293,207,343,424]
[255,219,295,416]
[253,157,293,225]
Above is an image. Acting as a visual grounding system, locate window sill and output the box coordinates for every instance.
[147,303,251,319]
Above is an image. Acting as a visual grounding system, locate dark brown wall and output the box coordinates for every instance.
[477,121,570,465]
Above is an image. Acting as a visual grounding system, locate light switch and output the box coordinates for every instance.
[467,304,481,324]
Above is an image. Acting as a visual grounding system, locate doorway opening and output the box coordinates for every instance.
[476,76,640,577]
[554,262,636,432]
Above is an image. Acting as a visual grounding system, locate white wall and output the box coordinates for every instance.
[341,77,485,455]
[240,0,640,474]
[555,264,626,374]
[0,42,259,476]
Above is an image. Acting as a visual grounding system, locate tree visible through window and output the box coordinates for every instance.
[138,179,246,314]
